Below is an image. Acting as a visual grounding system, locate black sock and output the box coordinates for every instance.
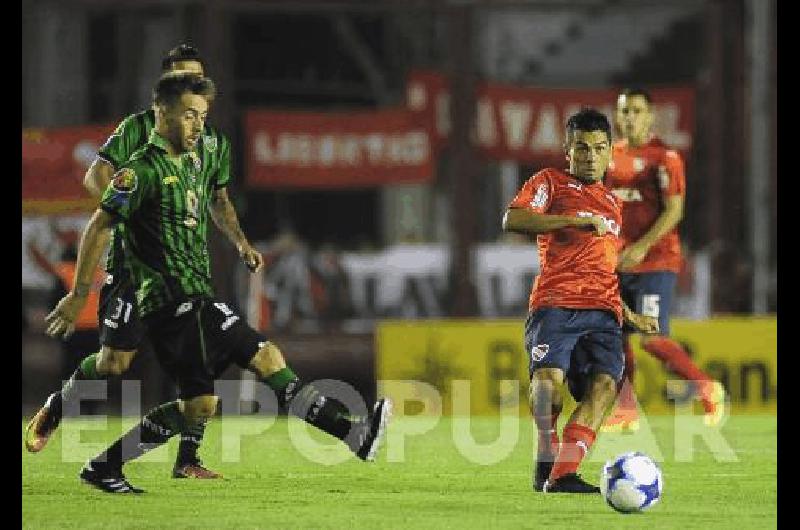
[91,401,185,474]
[263,368,354,441]
[176,421,207,466]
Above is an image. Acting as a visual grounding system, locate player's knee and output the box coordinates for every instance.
[531,367,563,387]
[96,347,136,376]
[248,341,287,378]
[182,395,218,424]
[529,368,563,407]
[590,373,618,399]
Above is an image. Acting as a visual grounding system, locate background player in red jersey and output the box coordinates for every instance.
[602,88,725,432]
[503,108,657,494]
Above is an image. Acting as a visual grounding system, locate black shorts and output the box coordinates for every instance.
[98,272,146,351]
[524,307,624,401]
[143,298,266,400]
[619,271,676,335]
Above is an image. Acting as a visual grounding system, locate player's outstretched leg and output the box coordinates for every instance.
[249,342,391,461]
[641,335,725,425]
[544,373,618,494]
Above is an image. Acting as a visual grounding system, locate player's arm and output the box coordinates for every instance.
[618,195,683,271]
[503,172,609,236]
[619,151,686,271]
[209,188,264,272]
[503,208,608,236]
[83,158,116,199]
[621,300,660,334]
[45,209,114,339]
[86,114,145,199]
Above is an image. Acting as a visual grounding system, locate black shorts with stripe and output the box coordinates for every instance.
[98,271,146,351]
[142,297,266,400]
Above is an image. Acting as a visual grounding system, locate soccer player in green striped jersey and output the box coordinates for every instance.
[44,73,391,494]
[25,44,223,479]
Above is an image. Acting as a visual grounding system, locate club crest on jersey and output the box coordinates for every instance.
[633,157,646,172]
[531,184,549,209]
[531,344,549,361]
[111,168,137,193]
[203,135,217,153]
[188,151,201,171]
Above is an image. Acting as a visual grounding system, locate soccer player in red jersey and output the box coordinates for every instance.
[602,88,724,432]
[503,108,657,494]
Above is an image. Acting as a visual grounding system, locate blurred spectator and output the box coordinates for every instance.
[261,230,318,332]
[311,243,355,329]
[27,226,104,390]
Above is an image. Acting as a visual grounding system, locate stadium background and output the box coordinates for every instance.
[22,0,776,419]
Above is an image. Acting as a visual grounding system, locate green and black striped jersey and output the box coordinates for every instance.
[100,129,231,317]
[97,109,229,275]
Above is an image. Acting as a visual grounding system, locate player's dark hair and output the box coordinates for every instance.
[161,44,204,72]
[152,73,216,107]
[619,87,653,105]
[565,107,612,144]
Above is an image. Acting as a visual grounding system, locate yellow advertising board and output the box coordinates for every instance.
[376,318,776,415]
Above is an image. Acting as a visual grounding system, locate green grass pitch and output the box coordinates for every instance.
[23,415,776,529]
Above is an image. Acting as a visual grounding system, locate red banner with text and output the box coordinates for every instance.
[405,70,695,165]
[22,125,115,214]
[245,108,434,189]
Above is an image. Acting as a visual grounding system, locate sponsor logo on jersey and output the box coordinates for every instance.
[163,175,179,185]
[576,211,621,236]
[633,157,645,172]
[111,168,137,193]
[531,344,549,361]
[567,182,583,191]
[203,135,217,153]
[612,188,643,202]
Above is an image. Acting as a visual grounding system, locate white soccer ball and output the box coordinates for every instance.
[600,452,663,513]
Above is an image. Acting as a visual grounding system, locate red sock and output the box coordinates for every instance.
[617,340,637,410]
[549,422,596,481]
[642,336,710,383]
[534,409,561,459]
[642,336,717,411]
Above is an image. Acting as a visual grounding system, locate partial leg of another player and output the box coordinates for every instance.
[640,334,725,426]
[25,346,136,453]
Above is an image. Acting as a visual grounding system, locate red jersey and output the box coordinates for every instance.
[509,168,623,323]
[605,137,685,273]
